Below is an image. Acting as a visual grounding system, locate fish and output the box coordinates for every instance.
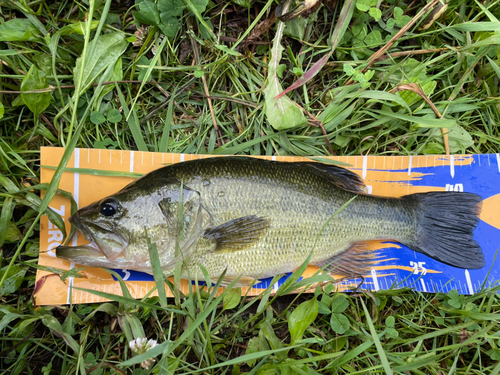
[56,157,485,285]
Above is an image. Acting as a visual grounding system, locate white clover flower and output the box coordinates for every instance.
[128,337,159,369]
[129,337,159,354]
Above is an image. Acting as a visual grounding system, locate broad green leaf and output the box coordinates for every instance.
[400,80,437,106]
[386,327,399,338]
[58,21,99,36]
[42,315,81,353]
[330,313,350,334]
[369,7,382,21]
[245,337,261,367]
[0,197,15,247]
[73,32,128,94]
[158,0,185,16]
[0,266,26,296]
[106,108,122,123]
[446,125,474,153]
[318,300,331,314]
[223,288,241,311]
[190,0,209,13]
[159,15,180,38]
[264,38,307,130]
[20,65,51,117]
[394,7,411,27]
[331,294,349,313]
[5,222,22,243]
[90,111,106,124]
[386,315,395,327]
[365,29,382,45]
[261,320,285,360]
[133,1,160,25]
[0,101,3,121]
[356,0,372,12]
[288,298,318,344]
[0,19,40,41]
[284,16,308,40]
[343,64,356,75]
[421,142,445,154]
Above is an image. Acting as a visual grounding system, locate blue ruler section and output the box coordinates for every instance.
[112,154,500,295]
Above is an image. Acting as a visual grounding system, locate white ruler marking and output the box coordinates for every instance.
[497,154,500,173]
[130,151,135,172]
[180,154,185,162]
[465,270,474,294]
[371,268,380,291]
[450,155,455,178]
[67,261,75,304]
[408,156,412,176]
[273,281,280,293]
[419,279,426,292]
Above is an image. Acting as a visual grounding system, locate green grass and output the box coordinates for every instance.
[1,0,500,373]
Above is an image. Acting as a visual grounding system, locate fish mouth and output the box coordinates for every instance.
[56,214,129,267]
[56,243,110,266]
[55,243,152,271]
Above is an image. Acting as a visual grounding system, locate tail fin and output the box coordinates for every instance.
[402,192,484,269]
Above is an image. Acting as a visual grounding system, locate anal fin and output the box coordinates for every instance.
[220,275,259,287]
[312,241,380,277]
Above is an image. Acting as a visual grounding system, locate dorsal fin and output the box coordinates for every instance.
[203,215,270,252]
[296,162,366,193]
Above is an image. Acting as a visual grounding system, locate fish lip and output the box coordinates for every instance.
[68,213,128,256]
[69,214,96,243]
[56,242,103,258]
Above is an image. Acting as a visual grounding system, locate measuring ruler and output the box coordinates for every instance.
[36,149,500,305]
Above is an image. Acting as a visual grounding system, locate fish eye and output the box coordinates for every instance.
[100,200,118,216]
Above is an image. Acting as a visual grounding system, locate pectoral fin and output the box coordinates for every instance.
[203,215,270,251]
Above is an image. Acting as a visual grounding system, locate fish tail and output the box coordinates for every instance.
[402,192,484,269]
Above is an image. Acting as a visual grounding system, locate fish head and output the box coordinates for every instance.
[56,176,207,273]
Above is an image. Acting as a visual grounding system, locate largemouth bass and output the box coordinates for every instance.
[56,157,484,284]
